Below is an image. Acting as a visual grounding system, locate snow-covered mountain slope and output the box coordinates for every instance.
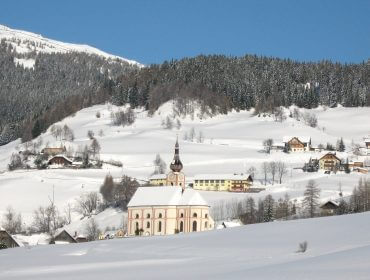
[2,211,370,280]
[0,102,369,224]
[0,24,143,66]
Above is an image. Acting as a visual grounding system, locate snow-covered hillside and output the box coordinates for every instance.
[0,102,369,225]
[0,24,142,67]
[2,212,370,280]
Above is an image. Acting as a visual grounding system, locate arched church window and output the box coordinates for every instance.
[192,221,197,232]
[180,213,184,218]
[180,221,184,232]
[146,213,150,218]
[159,213,162,218]
[205,221,208,228]
[205,214,208,218]
[135,222,139,230]
[146,222,150,229]
[135,214,139,219]
[158,221,162,232]
[193,213,197,218]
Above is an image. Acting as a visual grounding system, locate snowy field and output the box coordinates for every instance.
[1,212,370,280]
[0,102,369,225]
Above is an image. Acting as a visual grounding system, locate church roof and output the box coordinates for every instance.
[128,186,209,207]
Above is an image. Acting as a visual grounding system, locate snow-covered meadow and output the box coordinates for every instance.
[0,102,369,225]
[1,212,370,280]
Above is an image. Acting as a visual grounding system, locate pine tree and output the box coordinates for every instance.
[303,180,321,218]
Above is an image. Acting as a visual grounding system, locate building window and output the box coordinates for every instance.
[180,221,184,232]
[193,213,197,218]
[210,180,214,183]
[135,214,139,219]
[221,180,225,183]
[205,221,208,228]
[192,221,197,232]
[205,214,208,218]
[158,213,162,218]
[146,222,150,229]
[180,213,184,218]
[135,222,139,230]
[146,213,150,218]
[158,221,162,232]
[205,180,209,183]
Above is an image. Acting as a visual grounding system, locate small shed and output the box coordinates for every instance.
[52,229,77,244]
[0,229,20,249]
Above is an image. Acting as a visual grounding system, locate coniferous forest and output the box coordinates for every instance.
[0,40,369,146]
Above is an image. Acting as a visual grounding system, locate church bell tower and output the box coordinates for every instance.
[166,138,186,188]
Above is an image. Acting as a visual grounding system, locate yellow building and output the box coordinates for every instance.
[127,186,214,236]
[149,174,167,186]
[193,174,253,192]
[319,153,341,171]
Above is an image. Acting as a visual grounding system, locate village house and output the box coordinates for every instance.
[320,200,339,216]
[283,136,311,152]
[149,174,167,186]
[193,174,253,192]
[41,147,66,156]
[127,186,214,236]
[319,153,341,172]
[48,155,73,166]
[0,228,21,249]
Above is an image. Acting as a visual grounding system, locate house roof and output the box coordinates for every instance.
[319,153,341,161]
[365,138,370,143]
[193,174,252,181]
[149,174,167,180]
[282,136,311,143]
[128,186,209,207]
[48,155,73,163]
[54,229,76,242]
[320,200,339,208]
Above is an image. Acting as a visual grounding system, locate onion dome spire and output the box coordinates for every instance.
[170,137,183,172]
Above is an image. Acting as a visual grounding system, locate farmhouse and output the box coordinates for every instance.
[283,136,311,152]
[0,228,20,249]
[41,147,66,156]
[319,153,341,171]
[127,186,214,236]
[193,174,253,192]
[320,200,339,215]
[48,155,73,166]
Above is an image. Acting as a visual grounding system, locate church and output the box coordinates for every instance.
[127,139,214,236]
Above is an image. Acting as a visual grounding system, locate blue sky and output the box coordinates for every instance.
[1,0,369,64]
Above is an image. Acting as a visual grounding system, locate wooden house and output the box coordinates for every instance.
[283,136,311,152]
[52,229,77,244]
[48,155,73,166]
[319,153,341,171]
[41,147,66,156]
[0,229,20,249]
[320,201,339,215]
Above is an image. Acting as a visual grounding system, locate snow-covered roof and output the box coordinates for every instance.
[193,174,252,180]
[282,136,311,143]
[149,174,167,180]
[128,186,209,207]
[365,138,370,143]
[49,155,73,163]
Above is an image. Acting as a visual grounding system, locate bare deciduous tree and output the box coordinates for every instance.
[277,161,288,184]
[1,206,22,234]
[75,192,100,217]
